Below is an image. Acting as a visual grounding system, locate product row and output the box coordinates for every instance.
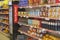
[19,24,60,40]
[18,18,60,31]
[18,0,60,6]
[0,10,9,14]
[18,7,60,19]
[0,25,9,33]
[42,34,60,40]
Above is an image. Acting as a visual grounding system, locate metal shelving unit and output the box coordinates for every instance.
[13,0,60,40]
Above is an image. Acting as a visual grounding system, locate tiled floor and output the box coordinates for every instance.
[0,32,10,40]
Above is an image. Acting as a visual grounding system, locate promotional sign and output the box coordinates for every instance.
[13,5,18,23]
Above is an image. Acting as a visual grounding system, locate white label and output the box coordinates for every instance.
[59,0,60,1]
[59,32,60,34]
[20,31,23,34]
[20,7,22,8]
[24,16,25,17]
[38,39,42,40]
[29,6,33,8]
[59,18,60,20]
[46,5,50,7]
[9,2,12,5]
[30,26,33,28]
[26,16,29,18]
[45,18,50,20]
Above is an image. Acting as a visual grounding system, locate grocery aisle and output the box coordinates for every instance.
[13,0,60,40]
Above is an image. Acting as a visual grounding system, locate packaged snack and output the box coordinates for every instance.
[28,0,33,6]
[2,4,9,9]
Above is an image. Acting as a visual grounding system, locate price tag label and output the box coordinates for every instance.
[29,6,33,8]
[59,18,60,20]
[30,26,33,28]
[20,7,22,8]
[24,16,25,17]
[46,5,50,7]
[45,18,50,20]
[38,38,42,40]
[20,31,23,34]
[9,1,12,5]
[21,16,22,17]
[59,32,60,34]
[26,16,29,18]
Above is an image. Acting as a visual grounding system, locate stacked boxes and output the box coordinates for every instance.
[18,0,60,7]
[28,19,41,28]
[28,0,34,6]
[19,0,28,6]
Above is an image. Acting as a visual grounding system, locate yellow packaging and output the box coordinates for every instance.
[43,36,46,40]
[32,20,40,25]
[32,20,40,28]
[28,0,33,6]
[52,7,56,18]
[0,0,9,6]
[57,37,60,40]
[24,12,27,16]
[49,35,57,40]
[0,1,4,6]
[18,12,20,16]
[53,7,56,12]
[21,12,24,16]
[45,34,49,37]
[20,12,22,16]
[46,38,49,40]
[2,4,9,9]
[27,12,29,16]
[40,0,44,5]
[57,7,60,18]
[3,25,9,33]
[48,8,53,18]
[4,0,9,4]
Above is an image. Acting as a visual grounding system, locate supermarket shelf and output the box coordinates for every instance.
[18,23,60,36]
[0,22,9,25]
[0,30,10,37]
[2,22,9,25]
[0,13,8,15]
[18,30,41,40]
[19,3,60,8]
[0,8,9,10]
[45,28,60,35]
[0,18,8,20]
[29,16,59,20]
[18,16,59,20]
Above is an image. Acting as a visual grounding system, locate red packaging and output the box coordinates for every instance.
[56,0,60,3]
[13,5,18,23]
[28,0,34,4]
[33,0,40,6]
[33,0,37,3]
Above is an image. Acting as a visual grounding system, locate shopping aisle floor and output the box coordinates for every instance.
[0,32,10,40]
